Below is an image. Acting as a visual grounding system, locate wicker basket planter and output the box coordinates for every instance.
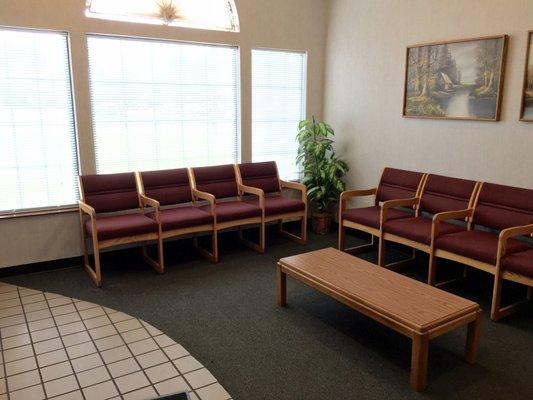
[311,212,332,235]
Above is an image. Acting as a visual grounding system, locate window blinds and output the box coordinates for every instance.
[87,35,240,174]
[0,28,78,214]
[251,49,307,181]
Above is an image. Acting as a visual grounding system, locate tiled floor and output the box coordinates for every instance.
[0,282,231,400]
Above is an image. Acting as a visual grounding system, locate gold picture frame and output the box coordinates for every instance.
[403,35,508,121]
[520,31,533,121]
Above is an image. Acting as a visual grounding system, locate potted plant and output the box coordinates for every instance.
[296,117,349,235]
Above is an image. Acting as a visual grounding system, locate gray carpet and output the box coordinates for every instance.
[3,228,532,400]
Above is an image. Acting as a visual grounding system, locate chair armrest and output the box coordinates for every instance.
[340,188,377,212]
[239,184,264,197]
[280,180,306,192]
[431,208,473,242]
[239,185,265,209]
[279,180,306,203]
[78,201,96,217]
[192,188,216,203]
[380,197,419,226]
[499,224,533,241]
[432,208,473,222]
[340,188,377,201]
[192,189,216,216]
[139,194,160,209]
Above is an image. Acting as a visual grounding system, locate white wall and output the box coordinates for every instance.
[324,0,533,199]
[0,0,328,268]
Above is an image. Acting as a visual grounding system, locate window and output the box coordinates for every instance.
[252,49,307,181]
[87,35,240,173]
[0,28,78,215]
[86,0,239,32]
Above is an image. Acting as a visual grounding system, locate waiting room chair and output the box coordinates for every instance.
[236,161,307,247]
[380,174,480,275]
[189,164,264,260]
[339,167,426,268]
[137,168,217,263]
[430,182,533,320]
[78,172,164,287]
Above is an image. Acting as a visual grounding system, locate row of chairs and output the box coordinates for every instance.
[339,168,533,321]
[78,161,307,287]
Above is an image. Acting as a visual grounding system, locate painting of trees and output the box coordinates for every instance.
[404,35,507,121]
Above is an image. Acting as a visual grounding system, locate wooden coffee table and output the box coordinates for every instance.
[277,247,481,391]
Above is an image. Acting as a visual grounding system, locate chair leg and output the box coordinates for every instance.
[142,243,164,274]
[338,223,345,251]
[279,216,307,244]
[491,276,503,321]
[83,239,102,287]
[238,225,265,253]
[377,236,385,267]
[194,232,218,263]
[428,252,437,285]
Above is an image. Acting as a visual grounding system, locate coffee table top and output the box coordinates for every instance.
[278,248,479,333]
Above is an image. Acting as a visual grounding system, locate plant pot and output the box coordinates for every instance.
[311,212,332,235]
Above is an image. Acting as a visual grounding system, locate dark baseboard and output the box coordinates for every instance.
[0,256,83,278]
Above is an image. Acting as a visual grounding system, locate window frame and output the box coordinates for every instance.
[0,26,81,219]
[251,47,308,181]
[85,0,240,33]
[86,33,242,175]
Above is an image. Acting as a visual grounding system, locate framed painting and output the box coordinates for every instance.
[520,31,533,121]
[403,35,508,121]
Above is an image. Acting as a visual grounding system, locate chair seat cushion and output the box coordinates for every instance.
[86,213,159,241]
[435,230,530,265]
[341,206,411,229]
[147,206,213,231]
[245,195,305,216]
[200,200,261,223]
[501,250,533,278]
[384,217,465,245]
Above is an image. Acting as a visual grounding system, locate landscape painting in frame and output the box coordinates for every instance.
[403,35,508,121]
[520,31,533,121]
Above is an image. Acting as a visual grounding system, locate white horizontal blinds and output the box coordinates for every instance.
[252,49,306,181]
[87,35,239,174]
[0,28,78,214]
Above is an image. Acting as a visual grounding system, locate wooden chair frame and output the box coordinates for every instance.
[379,181,482,271]
[338,170,427,268]
[429,183,533,320]
[135,172,218,264]
[188,168,265,261]
[78,176,164,287]
[235,164,307,247]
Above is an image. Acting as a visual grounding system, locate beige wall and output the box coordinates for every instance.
[0,0,328,268]
[324,0,533,206]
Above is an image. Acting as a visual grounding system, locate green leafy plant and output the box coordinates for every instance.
[296,117,349,213]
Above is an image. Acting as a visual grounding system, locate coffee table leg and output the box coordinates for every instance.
[410,333,429,391]
[465,310,481,364]
[277,263,286,307]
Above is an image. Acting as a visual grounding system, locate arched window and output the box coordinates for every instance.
[86,0,240,32]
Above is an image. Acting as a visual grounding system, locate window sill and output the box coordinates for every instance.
[0,205,78,220]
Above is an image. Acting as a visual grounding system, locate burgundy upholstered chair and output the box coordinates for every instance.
[236,161,307,247]
[78,172,163,287]
[137,168,216,262]
[431,182,533,320]
[338,167,426,266]
[380,174,480,272]
[189,164,264,259]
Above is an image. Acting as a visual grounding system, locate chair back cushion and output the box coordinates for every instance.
[192,164,238,199]
[140,168,192,206]
[238,161,280,194]
[376,167,424,204]
[473,183,533,230]
[80,172,139,213]
[420,174,477,215]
